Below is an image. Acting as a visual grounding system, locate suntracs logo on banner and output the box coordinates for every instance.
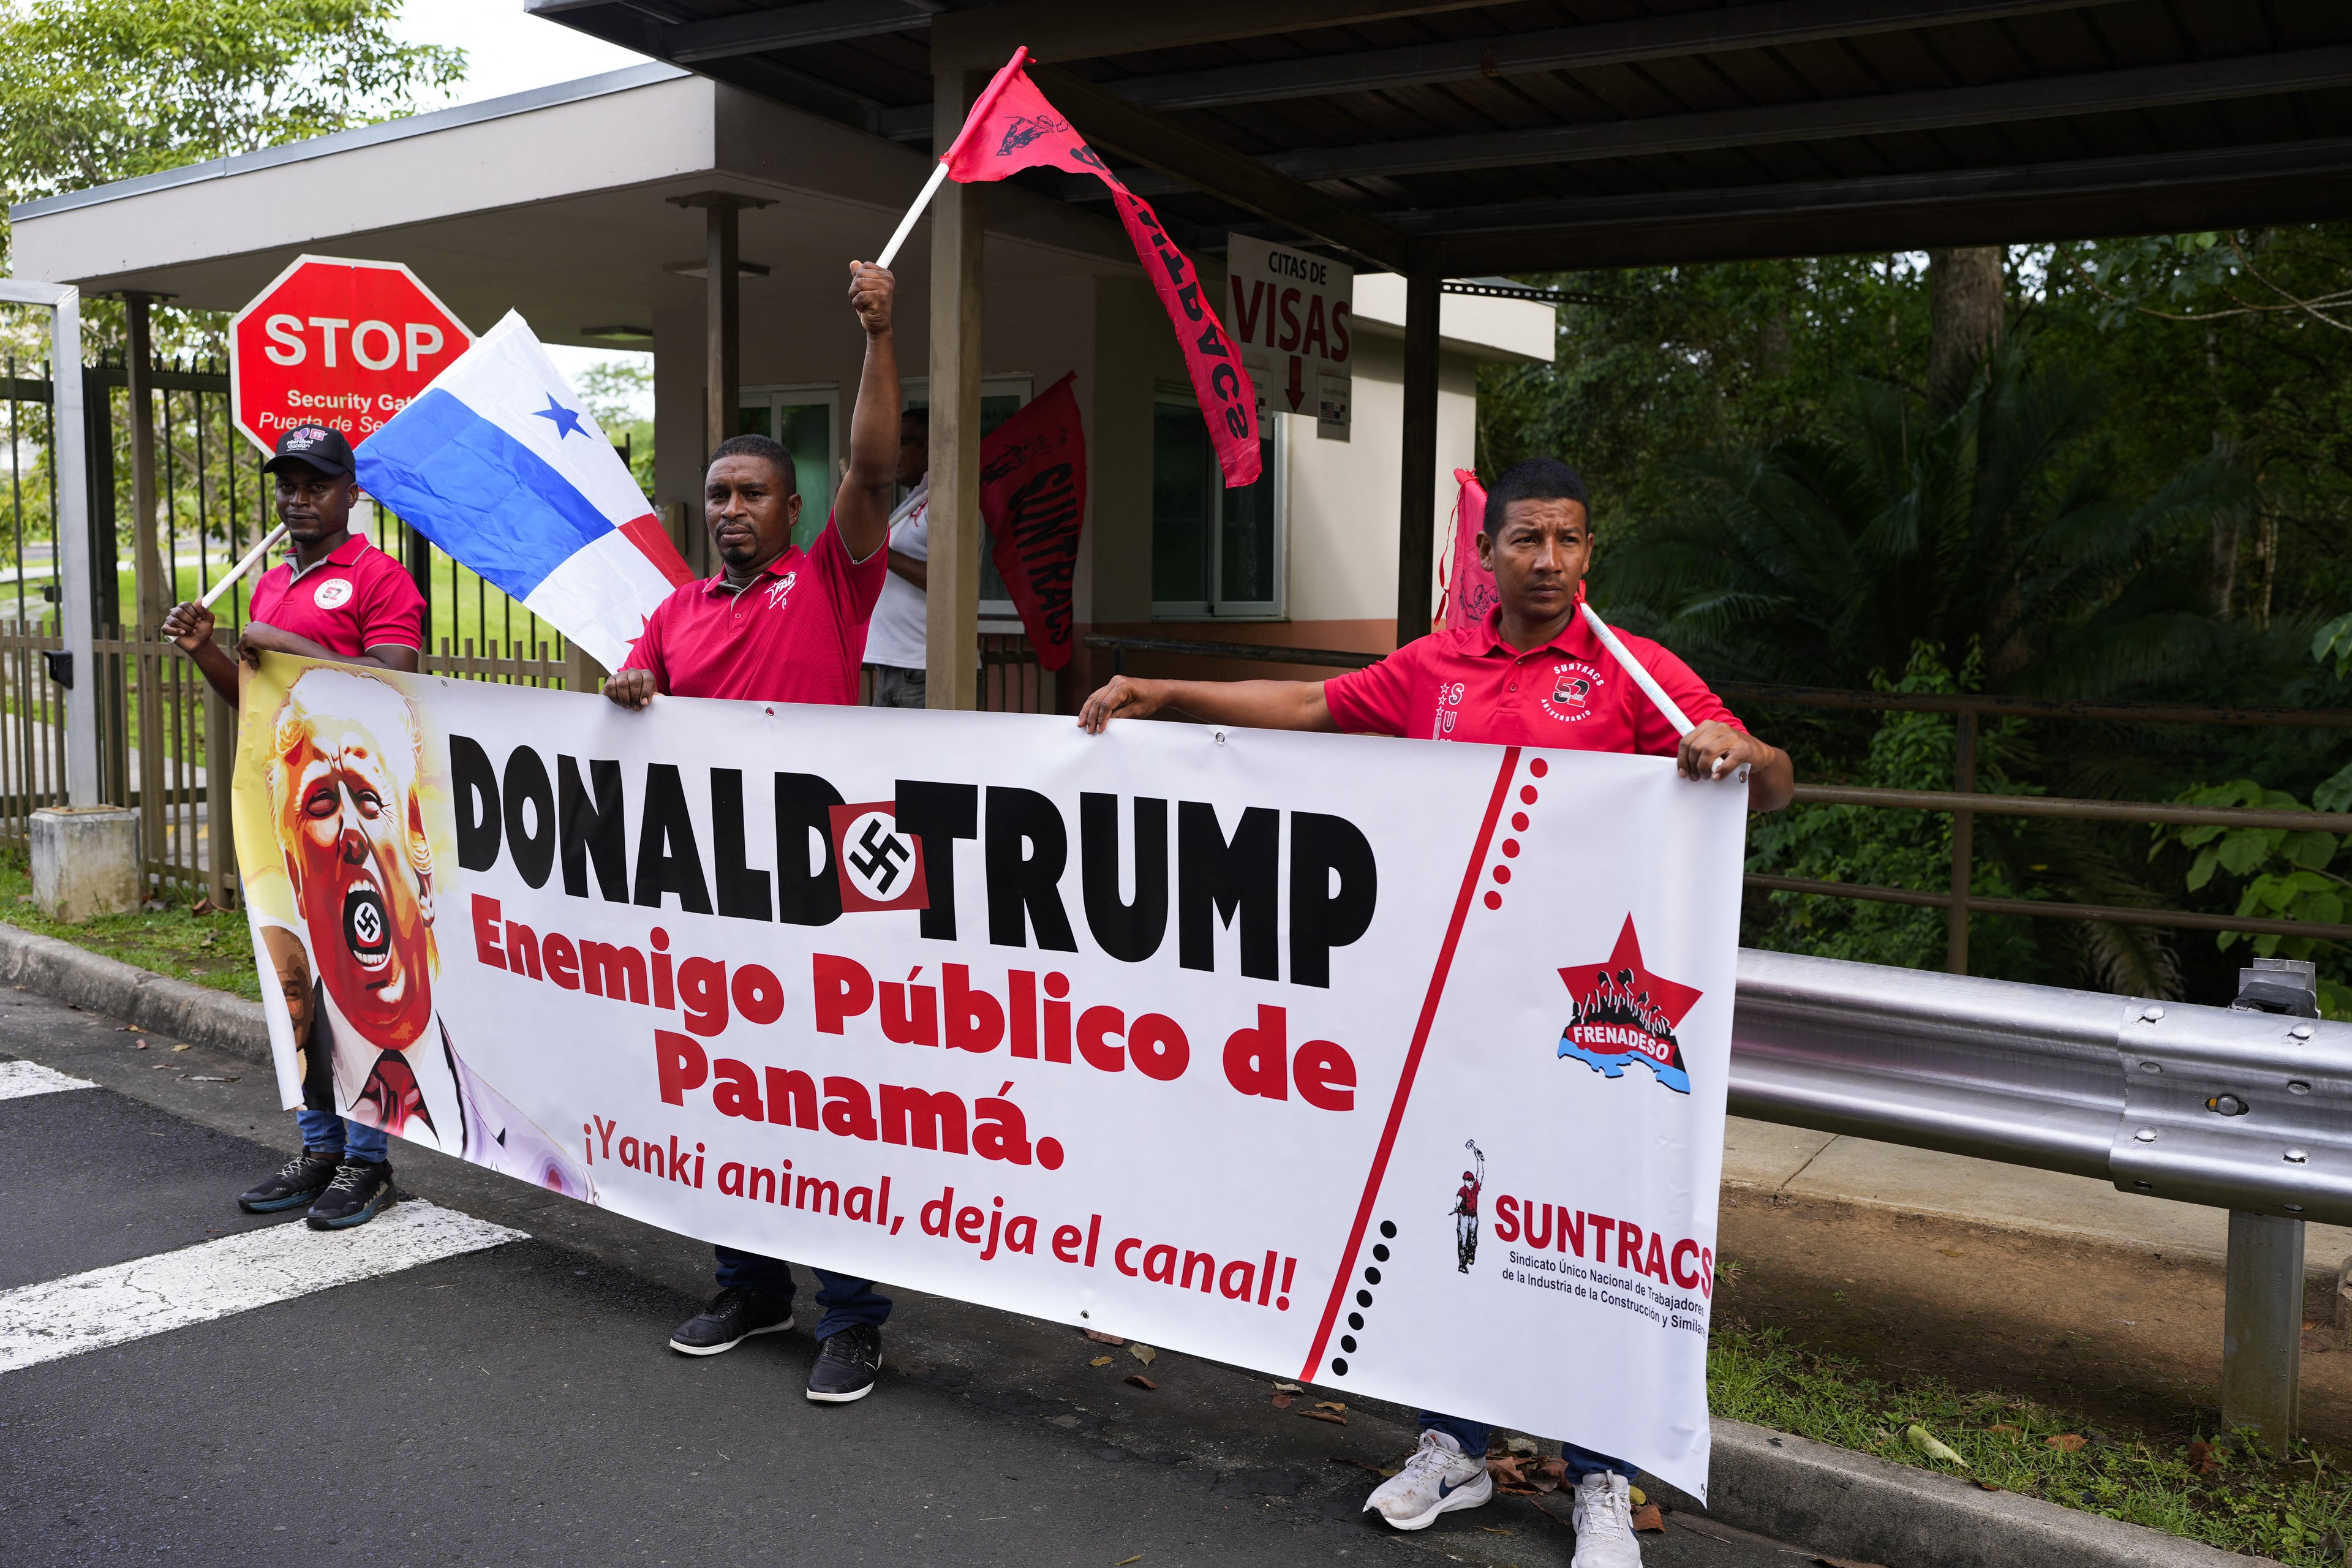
[827,801,929,914]
[1556,915,1700,1095]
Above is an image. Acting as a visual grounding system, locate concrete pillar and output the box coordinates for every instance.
[927,66,986,712]
[1394,249,1441,647]
[31,805,140,921]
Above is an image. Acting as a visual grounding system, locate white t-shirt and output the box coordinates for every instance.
[862,480,929,670]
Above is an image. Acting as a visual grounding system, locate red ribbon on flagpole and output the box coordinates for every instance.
[940,48,1262,489]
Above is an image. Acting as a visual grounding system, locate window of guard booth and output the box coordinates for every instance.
[1152,393,1283,619]
[737,385,839,550]
[902,375,1031,621]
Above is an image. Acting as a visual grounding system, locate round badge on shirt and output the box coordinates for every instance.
[312,578,354,610]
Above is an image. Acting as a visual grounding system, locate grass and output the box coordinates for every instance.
[1709,1310,2352,1564]
[0,843,259,1000]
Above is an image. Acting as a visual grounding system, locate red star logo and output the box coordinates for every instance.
[1558,914,1702,1029]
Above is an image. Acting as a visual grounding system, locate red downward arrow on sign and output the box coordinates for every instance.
[1287,355,1305,412]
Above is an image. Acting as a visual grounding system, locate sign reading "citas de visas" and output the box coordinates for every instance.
[1227,235,1352,441]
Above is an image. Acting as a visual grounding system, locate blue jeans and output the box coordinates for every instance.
[713,1246,891,1341]
[1419,1412,1630,1479]
[295,1109,388,1163]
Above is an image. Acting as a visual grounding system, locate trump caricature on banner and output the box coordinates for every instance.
[241,662,591,1198]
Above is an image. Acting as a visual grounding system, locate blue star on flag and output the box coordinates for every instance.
[532,394,589,440]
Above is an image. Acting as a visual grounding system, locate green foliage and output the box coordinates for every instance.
[1709,1318,2352,1564]
[2151,782,2352,1016]
[573,355,657,501]
[0,0,464,349]
[0,843,256,998]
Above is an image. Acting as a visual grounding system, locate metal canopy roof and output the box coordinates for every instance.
[531,0,2352,273]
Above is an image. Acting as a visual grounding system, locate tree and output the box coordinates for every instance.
[1925,248,2005,418]
[0,0,464,283]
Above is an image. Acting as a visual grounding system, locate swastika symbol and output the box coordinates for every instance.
[850,818,910,894]
[352,904,383,945]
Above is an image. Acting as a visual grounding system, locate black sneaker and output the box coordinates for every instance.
[668,1286,794,1356]
[806,1322,882,1403]
[303,1159,396,1230]
[238,1147,344,1213]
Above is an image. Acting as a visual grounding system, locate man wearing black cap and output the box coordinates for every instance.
[160,422,427,1230]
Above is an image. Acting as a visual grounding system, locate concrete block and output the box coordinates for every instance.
[31,805,140,923]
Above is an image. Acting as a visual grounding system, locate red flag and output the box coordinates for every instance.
[1439,468,1498,633]
[979,372,1087,670]
[942,48,1261,489]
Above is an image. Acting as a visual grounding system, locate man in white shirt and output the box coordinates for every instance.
[861,407,930,707]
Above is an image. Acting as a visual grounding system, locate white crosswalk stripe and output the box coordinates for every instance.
[0,1059,96,1101]
[0,1200,525,1374]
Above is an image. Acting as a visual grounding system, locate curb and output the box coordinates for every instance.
[1654,1419,2274,1568]
[0,921,269,1065]
[0,923,2280,1567]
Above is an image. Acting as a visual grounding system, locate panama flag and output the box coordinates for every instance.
[353,311,693,669]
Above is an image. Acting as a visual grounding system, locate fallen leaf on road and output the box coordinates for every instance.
[1315,1401,1345,1413]
[1088,1356,1114,1367]
[1299,1408,1347,1425]
[1474,1525,1513,1536]
[1627,1484,1645,1505]
[1115,1557,1142,1566]
[1129,1343,1156,1365]
[1975,1481,2000,1491]
[2046,1433,2087,1453]
[1539,1458,1569,1483]
[1506,1436,1539,1456]
[1272,1382,1302,1393]
[184,1075,237,1082]
[2187,1440,2216,1474]
[171,1044,191,1052]
[134,1041,149,1049]
[1271,1394,1292,1409]
[1906,1425,1967,1466]
[1487,1456,1536,1494]
[1631,1503,1664,1532]
[1126,1375,1156,1391]
[1086,1330,1126,1345]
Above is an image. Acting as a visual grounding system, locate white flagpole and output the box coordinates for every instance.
[1578,598,1695,737]
[876,162,953,270]
[198,522,288,611]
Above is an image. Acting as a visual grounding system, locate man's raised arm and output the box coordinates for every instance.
[1079,674,1336,734]
[834,260,901,564]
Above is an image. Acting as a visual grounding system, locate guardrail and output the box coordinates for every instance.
[1083,633,2352,955]
[1733,948,2334,1450]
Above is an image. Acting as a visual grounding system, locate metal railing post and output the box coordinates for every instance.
[2220,957,2317,1452]
[1945,707,1976,974]
[2222,1210,2304,1452]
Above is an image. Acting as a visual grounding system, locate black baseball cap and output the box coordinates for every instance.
[262,424,355,477]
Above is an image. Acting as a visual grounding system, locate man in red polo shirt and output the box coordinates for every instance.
[1079,456,1793,1566]
[604,259,902,1405]
[160,422,425,1234]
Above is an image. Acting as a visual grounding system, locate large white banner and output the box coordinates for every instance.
[234,657,1746,1494]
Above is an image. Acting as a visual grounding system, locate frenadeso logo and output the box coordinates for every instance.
[828,801,929,914]
[1556,915,1698,1095]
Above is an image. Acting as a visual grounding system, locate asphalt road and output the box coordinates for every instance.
[0,986,1814,1567]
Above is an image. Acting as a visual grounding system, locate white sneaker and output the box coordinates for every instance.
[1362,1429,1493,1531]
[1569,1470,1643,1567]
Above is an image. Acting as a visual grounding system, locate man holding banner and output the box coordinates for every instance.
[1080,457,1793,1563]
[161,424,426,1231]
[603,258,904,1404]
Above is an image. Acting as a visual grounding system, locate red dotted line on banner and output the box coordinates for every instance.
[1482,756,1547,911]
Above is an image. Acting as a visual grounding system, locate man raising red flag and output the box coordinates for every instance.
[937,48,1261,489]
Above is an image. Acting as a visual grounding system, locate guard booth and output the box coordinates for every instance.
[7,63,1554,717]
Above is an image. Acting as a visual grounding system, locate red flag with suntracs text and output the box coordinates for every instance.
[979,372,1087,671]
[1439,468,1499,635]
[941,48,1261,489]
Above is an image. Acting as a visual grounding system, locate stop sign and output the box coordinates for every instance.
[229,254,473,454]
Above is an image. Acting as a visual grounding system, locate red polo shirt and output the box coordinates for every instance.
[246,533,425,657]
[1324,607,1743,753]
[619,517,888,706]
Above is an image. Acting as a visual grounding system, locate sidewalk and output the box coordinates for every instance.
[1725,1116,2352,1280]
